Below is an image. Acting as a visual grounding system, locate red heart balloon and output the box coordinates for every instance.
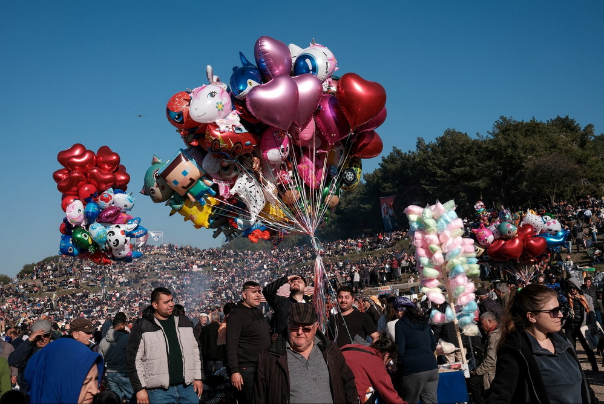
[96,146,121,172]
[87,167,115,191]
[516,224,534,241]
[53,168,70,184]
[524,237,547,258]
[57,143,86,167]
[336,73,387,130]
[355,106,387,133]
[314,94,350,146]
[57,172,87,195]
[350,130,383,159]
[88,250,113,265]
[78,183,98,200]
[501,237,523,260]
[114,165,130,191]
[59,222,67,235]
[487,239,506,260]
[61,195,79,212]
[65,150,96,173]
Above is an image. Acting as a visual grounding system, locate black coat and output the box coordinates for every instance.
[253,330,357,404]
[488,330,594,404]
[262,276,311,334]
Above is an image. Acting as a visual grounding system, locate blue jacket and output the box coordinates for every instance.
[395,316,437,375]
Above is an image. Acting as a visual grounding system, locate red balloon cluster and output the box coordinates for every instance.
[53,144,130,210]
[487,224,547,261]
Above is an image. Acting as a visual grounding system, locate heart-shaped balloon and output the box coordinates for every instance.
[289,118,316,147]
[53,168,70,183]
[246,76,299,130]
[57,143,86,167]
[114,165,130,191]
[501,237,523,260]
[96,146,121,172]
[516,224,534,241]
[314,94,350,146]
[254,36,292,82]
[336,73,387,130]
[78,183,98,200]
[88,167,115,191]
[487,239,506,261]
[355,106,387,133]
[350,130,383,159]
[291,74,322,128]
[61,195,79,212]
[57,172,87,195]
[65,150,96,173]
[524,237,547,258]
[97,206,121,223]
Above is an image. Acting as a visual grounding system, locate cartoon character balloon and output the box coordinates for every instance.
[229,52,262,100]
[189,66,232,124]
[472,224,494,247]
[141,156,174,203]
[290,42,338,82]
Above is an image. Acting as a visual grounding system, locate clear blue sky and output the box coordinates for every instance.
[1,1,603,277]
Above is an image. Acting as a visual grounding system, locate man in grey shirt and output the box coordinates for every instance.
[254,304,357,404]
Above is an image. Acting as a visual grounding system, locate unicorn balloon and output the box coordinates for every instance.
[189,66,232,124]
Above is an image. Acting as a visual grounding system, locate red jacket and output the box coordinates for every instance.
[341,344,406,404]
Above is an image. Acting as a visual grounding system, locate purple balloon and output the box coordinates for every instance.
[314,94,350,146]
[254,36,292,82]
[355,106,387,133]
[291,74,322,128]
[246,76,299,131]
[97,206,120,223]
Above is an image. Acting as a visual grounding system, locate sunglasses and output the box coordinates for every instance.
[531,306,562,318]
[290,324,316,333]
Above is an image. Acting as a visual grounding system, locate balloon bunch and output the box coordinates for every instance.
[404,201,480,335]
[53,144,147,264]
[143,36,387,245]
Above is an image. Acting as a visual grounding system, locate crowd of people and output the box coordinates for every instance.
[0,196,603,403]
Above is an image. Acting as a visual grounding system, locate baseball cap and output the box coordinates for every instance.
[289,275,306,285]
[31,320,52,334]
[287,303,317,325]
[393,296,415,311]
[70,318,96,333]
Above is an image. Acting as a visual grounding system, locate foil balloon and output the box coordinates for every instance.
[78,183,98,201]
[290,42,338,82]
[166,91,200,131]
[297,149,326,190]
[57,172,87,195]
[500,237,523,260]
[536,229,570,248]
[229,172,266,222]
[57,143,86,168]
[472,224,494,247]
[336,73,387,130]
[53,168,70,183]
[61,195,79,212]
[72,227,94,251]
[290,118,315,147]
[87,167,115,191]
[189,78,232,124]
[141,155,174,203]
[260,128,290,166]
[542,218,561,235]
[291,73,322,128]
[314,94,350,146]
[521,210,544,234]
[355,106,387,133]
[65,200,85,225]
[84,201,100,223]
[498,222,517,239]
[64,149,96,173]
[59,235,81,256]
[202,153,240,182]
[89,223,108,246]
[246,75,299,130]
[112,192,135,212]
[96,146,121,172]
[230,52,262,100]
[350,130,383,159]
[254,36,292,82]
[524,237,547,257]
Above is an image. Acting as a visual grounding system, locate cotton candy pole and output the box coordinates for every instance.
[405,200,481,366]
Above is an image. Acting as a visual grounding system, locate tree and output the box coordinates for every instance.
[0,274,12,285]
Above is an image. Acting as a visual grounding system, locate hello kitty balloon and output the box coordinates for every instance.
[189,66,232,124]
[521,210,545,234]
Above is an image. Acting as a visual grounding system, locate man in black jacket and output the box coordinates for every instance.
[254,303,358,404]
[200,312,224,377]
[226,281,271,404]
[262,274,311,337]
[8,319,52,393]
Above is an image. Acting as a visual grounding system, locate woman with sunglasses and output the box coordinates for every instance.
[488,284,595,403]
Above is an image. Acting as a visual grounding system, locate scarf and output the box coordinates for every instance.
[568,293,590,314]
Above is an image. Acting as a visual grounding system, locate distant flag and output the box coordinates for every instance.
[380,196,396,232]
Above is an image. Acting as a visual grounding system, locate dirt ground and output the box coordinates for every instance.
[576,343,604,400]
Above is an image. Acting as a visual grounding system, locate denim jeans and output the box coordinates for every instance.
[147,384,199,404]
[106,372,134,401]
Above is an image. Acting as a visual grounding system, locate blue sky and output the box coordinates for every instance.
[1,1,603,277]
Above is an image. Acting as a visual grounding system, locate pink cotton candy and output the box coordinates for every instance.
[422,278,441,288]
[432,202,446,220]
[430,251,444,265]
[438,230,451,245]
[424,234,439,245]
[430,311,447,324]
[449,274,468,287]
[427,291,445,305]
[456,293,475,306]
[404,205,424,215]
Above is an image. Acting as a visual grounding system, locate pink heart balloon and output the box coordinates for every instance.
[291,74,322,128]
[314,94,350,146]
[254,36,292,82]
[355,106,387,133]
[246,76,299,131]
[289,118,316,147]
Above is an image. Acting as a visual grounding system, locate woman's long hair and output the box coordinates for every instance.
[404,305,429,324]
[499,283,557,346]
